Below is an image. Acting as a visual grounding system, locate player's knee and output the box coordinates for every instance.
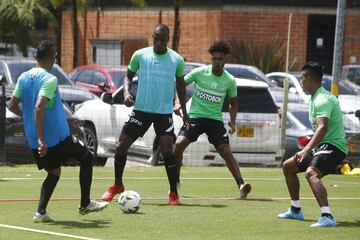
[282,159,296,173]
[305,168,319,181]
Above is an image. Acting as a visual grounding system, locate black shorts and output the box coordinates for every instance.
[178,118,229,148]
[298,143,347,175]
[121,110,174,139]
[32,136,90,171]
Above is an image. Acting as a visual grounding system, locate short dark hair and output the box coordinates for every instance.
[35,40,55,60]
[301,61,324,82]
[208,41,230,55]
[154,24,170,36]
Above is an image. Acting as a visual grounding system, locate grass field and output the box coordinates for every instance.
[0,165,359,240]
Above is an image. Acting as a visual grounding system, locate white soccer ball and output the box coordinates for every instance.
[118,190,141,213]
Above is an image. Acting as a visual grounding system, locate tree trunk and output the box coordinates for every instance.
[172,0,180,52]
[56,8,62,66]
[72,0,78,68]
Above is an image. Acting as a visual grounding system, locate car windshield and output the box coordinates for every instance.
[7,62,73,85]
[222,87,278,113]
[109,71,126,88]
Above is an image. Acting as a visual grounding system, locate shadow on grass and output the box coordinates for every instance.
[50,219,111,229]
[143,202,227,208]
[337,220,360,228]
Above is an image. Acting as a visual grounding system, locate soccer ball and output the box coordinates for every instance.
[118,190,141,213]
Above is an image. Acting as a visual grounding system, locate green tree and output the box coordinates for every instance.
[0,0,53,57]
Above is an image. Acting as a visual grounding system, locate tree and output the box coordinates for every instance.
[0,0,53,57]
[172,0,182,52]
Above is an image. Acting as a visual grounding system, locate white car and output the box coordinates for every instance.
[266,72,360,120]
[75,78,283,166]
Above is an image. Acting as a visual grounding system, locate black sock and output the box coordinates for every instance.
[322,213,334,219]
[79,151,93,207]
[291,205,301,214]
[164,154,178,194]
[37,173,59,215]
[236,177,244,188]
[176,172,180,183]
[115,153,127,185]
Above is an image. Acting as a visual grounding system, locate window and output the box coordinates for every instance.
[77,70,95,84]
[92,40,121,65]
[92,71,106,85]
[113,81,138,105]
[222,87,278,113]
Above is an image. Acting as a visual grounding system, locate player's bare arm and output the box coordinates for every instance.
[123,69,136,107]
[228,96,238,135]
[294,117,328,163]
[176,75,190,126]
[7,96,22,117]
[35,96,48,157]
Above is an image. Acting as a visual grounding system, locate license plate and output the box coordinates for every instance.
[348,143,356,153]
[237,127,254,138]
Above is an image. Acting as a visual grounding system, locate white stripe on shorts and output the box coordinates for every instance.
[314,150,333,156]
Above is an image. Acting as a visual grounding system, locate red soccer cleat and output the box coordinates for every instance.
[169,192,180,206]
[101,183,124,201]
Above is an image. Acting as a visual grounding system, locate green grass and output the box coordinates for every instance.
[0,165,359,240]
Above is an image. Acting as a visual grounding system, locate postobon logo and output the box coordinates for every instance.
[196,90,222,103]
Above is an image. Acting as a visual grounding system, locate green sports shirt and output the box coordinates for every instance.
[185,66,237,121]
[309,87,348,155]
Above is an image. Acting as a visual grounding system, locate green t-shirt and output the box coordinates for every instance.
[309,87,348,154]
[185,66,237,121]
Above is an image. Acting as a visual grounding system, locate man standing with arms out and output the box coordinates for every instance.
[277,62,348,227]
[101,24,189,205]
[7,40,108,223]
[174,41,251,200]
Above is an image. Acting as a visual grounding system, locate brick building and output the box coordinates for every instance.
[59,0,360,73]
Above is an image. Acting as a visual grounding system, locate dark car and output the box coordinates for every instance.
[70,65,127,96]
[5,100,85,164]
[0,60,98,110]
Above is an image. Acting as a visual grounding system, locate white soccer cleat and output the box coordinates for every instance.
[33,212,55,223]
[79,200,108,215]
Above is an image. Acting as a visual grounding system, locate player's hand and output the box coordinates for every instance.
[228,121,236,135]
[293,148,310,163]
[38,139,48,157]
[124,92,135,107]
[182,112,191,128]
[173,103,181,116]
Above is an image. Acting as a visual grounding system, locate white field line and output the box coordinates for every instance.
[0,223,100,240]
[1,177,282,181]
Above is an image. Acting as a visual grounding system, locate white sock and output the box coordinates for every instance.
[291,200,300,208]
[320,206,331,214]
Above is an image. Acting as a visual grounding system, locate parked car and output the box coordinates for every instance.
[75,77,283,166]
[69,65,128,96]
[0,60,98,110]
[341,64,360,94]
[283,103,360,167]
[224,64,275,86]
[266,72,360,123]
[5,100,86,164]
[0,42,36,58]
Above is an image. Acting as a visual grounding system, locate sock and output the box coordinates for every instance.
[176,172,180,183]
[114,153,127,185]
[236,178,244,188]
[290,200,301,213]
[37,173,59,215]
[321,206,333,219]
[164,154,178,194]
[79,151,93,207]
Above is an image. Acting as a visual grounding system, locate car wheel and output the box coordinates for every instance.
[84,125,107,166]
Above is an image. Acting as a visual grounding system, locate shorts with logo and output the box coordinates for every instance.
[32,135,90,171]
[298,143,347,175]
[122,110,174,139]
[178,118,229,148]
